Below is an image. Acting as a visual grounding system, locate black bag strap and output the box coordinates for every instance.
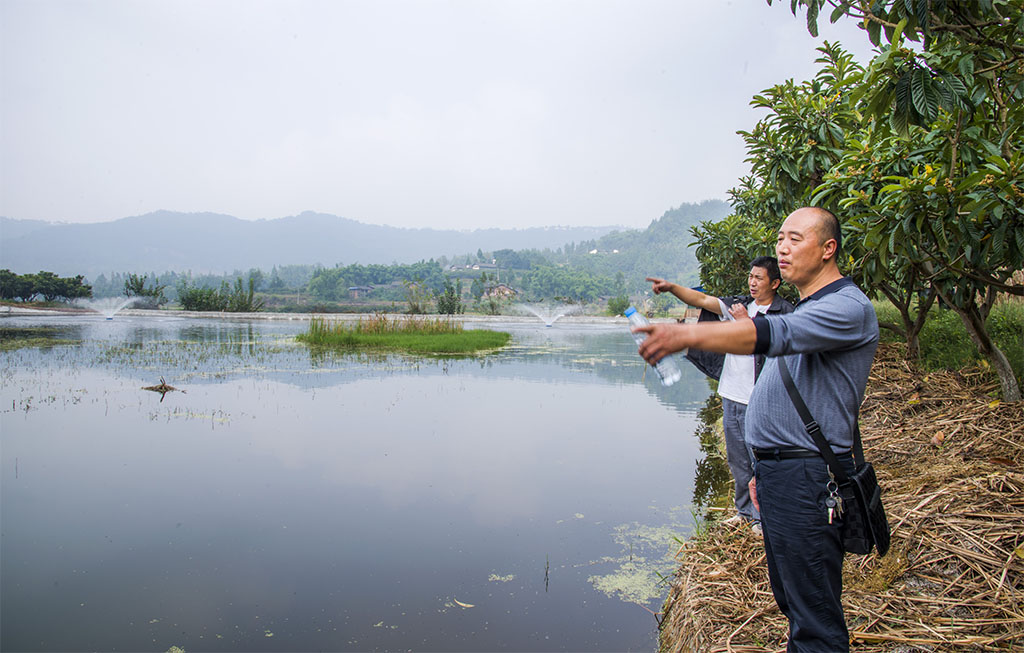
[777,356,865,485]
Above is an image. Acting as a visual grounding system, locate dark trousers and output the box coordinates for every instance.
[755,455,855,652]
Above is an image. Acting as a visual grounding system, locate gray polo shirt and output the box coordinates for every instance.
[745,278,879,452]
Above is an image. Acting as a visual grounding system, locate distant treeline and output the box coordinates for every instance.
[79,199,728,307]
[88,266,314,301]
[87,261,626,305]
[0,269,92,302]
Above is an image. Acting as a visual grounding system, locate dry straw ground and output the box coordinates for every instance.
[659,343,1024,652]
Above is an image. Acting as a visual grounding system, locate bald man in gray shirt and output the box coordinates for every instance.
[635,207,878,652]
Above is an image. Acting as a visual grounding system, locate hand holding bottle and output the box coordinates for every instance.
[625,306,682,386]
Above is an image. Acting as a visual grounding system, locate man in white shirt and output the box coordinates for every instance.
[647,257,793,531]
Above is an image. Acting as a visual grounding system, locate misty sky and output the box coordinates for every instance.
[1,1,876,230]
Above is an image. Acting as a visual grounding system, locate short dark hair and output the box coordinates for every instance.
[750,256,781,283]
[813,207,842,253]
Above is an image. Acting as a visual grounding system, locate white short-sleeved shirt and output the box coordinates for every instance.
[716,299,771,405]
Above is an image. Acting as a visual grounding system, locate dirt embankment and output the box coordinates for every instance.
[659,343,1024,652]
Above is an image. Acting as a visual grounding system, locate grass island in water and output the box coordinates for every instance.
[297,314,511,355]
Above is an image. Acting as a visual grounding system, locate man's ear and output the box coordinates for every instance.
[771,278,781,291]
[822,238,839,262]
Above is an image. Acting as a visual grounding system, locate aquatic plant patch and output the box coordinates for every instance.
[297,315,510,354]
[0,327,80,351]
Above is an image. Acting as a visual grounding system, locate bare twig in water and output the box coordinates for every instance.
[142,377,185,402]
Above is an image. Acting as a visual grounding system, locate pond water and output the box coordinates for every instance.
[0,313,723,652]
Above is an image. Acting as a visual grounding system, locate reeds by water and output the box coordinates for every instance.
[298,314,509,354]
[306,314,464,337]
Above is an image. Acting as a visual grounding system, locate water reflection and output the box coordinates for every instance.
[0,324,84,350]
[690,394,733,519]
[0,315,719,652]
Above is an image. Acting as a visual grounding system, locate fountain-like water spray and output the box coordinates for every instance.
[515,302,581,326]
[74,296,139,319]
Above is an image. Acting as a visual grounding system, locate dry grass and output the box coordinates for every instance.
[659,343,1024,652]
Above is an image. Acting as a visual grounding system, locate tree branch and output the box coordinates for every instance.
[916,243,1024,296]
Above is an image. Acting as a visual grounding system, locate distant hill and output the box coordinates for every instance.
[0,211,626,279]
[0,217,59,241]
[565,199,733,287]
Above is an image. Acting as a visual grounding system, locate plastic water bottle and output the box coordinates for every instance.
[625,306,682,386]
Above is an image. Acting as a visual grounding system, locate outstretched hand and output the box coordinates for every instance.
[645,276,673,295]
[633,322,689,365]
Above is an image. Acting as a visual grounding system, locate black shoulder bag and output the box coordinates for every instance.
[777,356,890,557]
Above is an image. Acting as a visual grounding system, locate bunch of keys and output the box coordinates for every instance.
[825,468,844,525]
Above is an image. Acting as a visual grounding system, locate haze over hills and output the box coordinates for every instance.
[0,211,626,279]
[0,200,732,282]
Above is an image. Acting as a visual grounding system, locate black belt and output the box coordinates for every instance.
[751,446,851,461]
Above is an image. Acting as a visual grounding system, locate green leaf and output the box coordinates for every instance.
[978,139,1003,157]
[893,70,912,108]
[891,17,908,44]
[890,105,910,137]
[867,17,882,46]
[935,81,955,113]
[806,0,819,37]
[935,70,971,113]
[914,0,929,34]
[935,217,949,250]
[941,69,967,96]
[971,85,987,107]
[992,222,1006,257]
[863,85,890,120]
[781,158,800,181]
[958,56,974,77]
[910,68,936,120]
[965,218,983,240]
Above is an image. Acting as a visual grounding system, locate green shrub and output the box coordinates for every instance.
[177,283,226,311]
[986,301,1024,385]
[607,295,629,316]
[436,278,464,315]
[123,273,168,307]
[917,308,975,371]
[176,277,264,312]
[880,299,1023,387]
[871,300,904,343]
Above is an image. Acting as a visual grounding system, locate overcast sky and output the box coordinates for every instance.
[1,0,876,230]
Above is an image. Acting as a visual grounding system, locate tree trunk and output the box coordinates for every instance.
[907,288,937,364]
[954,301,1022,402]
[878,283,934,363]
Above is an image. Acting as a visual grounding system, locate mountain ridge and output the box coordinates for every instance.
[0,210,635,279]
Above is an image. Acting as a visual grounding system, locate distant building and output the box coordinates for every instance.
[348,286,373,299]
[486,283,518,299]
